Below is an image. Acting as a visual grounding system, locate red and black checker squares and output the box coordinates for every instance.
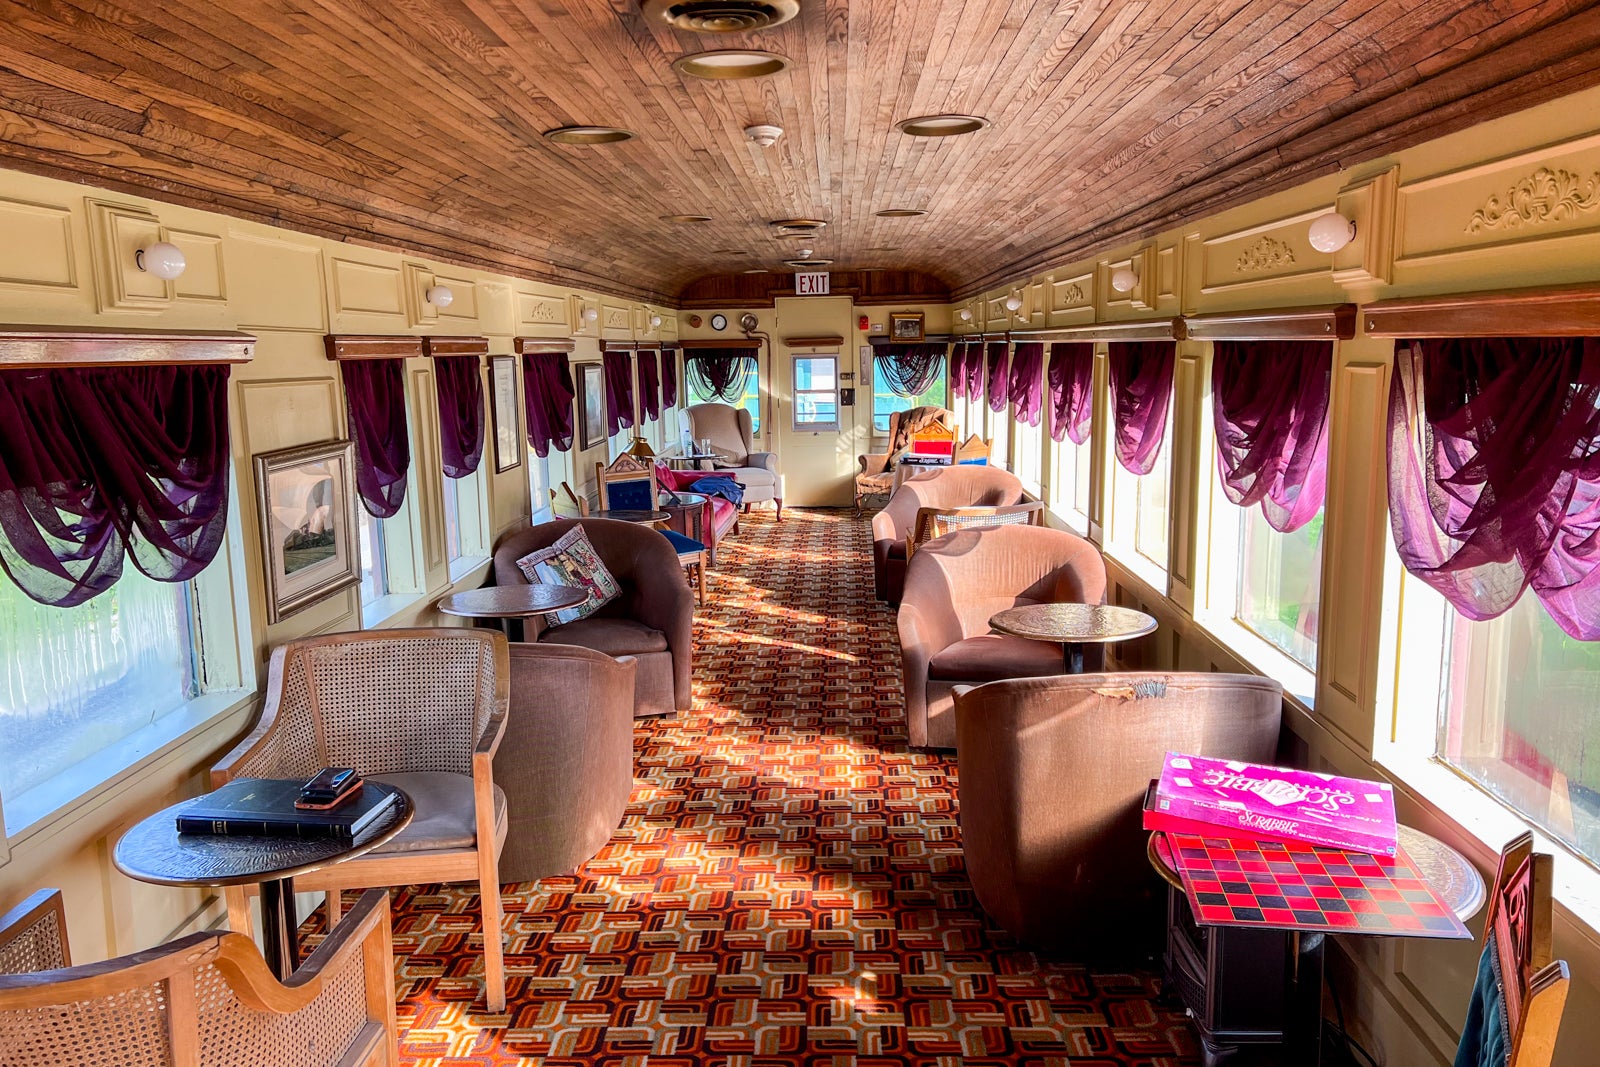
[1171,834,1469,939]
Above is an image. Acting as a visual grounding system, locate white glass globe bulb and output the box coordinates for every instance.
[959,308,973,321]
[584,306,599,323]
[136,241,187,280]
[1110,267,1138,293]
[425,284,454,308]
[1004,294,1023,312]
[1307,212,1357,253]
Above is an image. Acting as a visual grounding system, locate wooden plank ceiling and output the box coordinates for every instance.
[3,0,1600,304]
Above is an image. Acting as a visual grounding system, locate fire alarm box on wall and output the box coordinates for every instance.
[858,315,869,331]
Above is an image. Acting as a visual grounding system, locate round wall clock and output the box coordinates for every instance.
[710,314,728,331]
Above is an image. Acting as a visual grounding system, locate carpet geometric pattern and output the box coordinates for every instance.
[362,508,1199,1065]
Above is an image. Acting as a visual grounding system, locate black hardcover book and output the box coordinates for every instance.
[176,778,396,840]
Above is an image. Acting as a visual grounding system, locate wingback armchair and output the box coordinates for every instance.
[494,518,693,716]
[213,628,510,1011]
[0,886,400,1066]
[872,464,1025,604]
[898,524,1106,748]
[685,402,784,519]
[954,673,1283,949]
[855,405,955,513]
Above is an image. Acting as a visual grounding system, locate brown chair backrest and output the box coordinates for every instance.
[1487,832,1570,1067]
[886,406,954,454]
[907,501,1046,557]
[0,889,69,975]
[872,464,1025,543]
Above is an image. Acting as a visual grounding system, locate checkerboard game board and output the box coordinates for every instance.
[1164,832,1471,939]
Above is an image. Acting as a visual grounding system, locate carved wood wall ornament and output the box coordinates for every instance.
[1234,236,1298,274]
[1466,166,1600,232]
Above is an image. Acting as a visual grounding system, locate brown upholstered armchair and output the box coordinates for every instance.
[897,524,1106,748]
[684,402,784,518]
[953,673,1283,950]
[494,518,692,717]
[855,405,955,514]
[496,642,637,882]
[872,464,1025,604]
[0,886,400,1065]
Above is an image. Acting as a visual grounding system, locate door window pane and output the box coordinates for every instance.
[1237,508,1323,670]
[794,355,839,431]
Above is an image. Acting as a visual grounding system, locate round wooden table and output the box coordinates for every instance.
[114,782,412,979]
[989,602,1158,673]
[437,582,588,639]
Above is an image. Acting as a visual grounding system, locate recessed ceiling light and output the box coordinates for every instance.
[713,249,750,255]
[660,214,714,222]
[895,114,988,137]
[544,125,635,144]
[784,258,833,267]
[641,0,798,33]
[875,208,926,218]
[771,218,827,230]
[777,232,821,240]
[866,246,900,252]
[742,268,770,274]
[673,50,789,80]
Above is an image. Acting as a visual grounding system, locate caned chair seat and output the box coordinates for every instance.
[545,616,669,655]
[370,772,508,854]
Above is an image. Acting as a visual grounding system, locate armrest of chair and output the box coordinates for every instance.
[217,889,394,1014]
[859,452,890,476]
[747,451,779,473]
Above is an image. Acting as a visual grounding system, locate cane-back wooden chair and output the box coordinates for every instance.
[212,628,511,1011]
[0,887,399,1066]
[906,500,1047,558]
[0,888,70,975]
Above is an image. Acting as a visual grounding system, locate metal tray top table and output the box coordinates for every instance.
[989,602,1158,673]
[667,452,720,471]
[437,582,588,639]
[114,781,412,980]
[591,508,671,526]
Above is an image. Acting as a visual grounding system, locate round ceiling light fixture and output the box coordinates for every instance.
[742,268,770,274]
[771,218,827,230]
[874,208,926,218]
[712,248,750,255]
[673,49,789,80]
[895,114,989,137]
[1308,211,1357,253]
[784,258,833,267]
[660,213,714,222]
[544,125,635,145]
[744,123,784,146]
[641,0,798,33]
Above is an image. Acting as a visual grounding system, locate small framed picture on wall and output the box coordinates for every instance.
[489,355,521,472]
[253,439,361,623]
[889,311,925,341]
[577,361,605,452]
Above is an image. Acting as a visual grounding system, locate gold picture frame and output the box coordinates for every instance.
[889,310,925,341]
[253,439,361,623]
[489,354,522,472]
[577,361,605,452]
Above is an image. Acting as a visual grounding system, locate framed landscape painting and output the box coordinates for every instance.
[577,361,605,452]
[490,354,522,472]
[889,310,925,341]
[253,439,361,622]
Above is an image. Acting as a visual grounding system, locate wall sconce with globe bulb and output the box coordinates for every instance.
[959,308,973,322]
[649,313,663,329]
[135,241,187,281]
[424,284,454,308]
[584,306,599,324]
[1308,211,1357,253]
[1110,266,1139,293]
[1004,292,1023,313]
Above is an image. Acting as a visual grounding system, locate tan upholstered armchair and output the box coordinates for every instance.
[954,673,1283,950]
[871,464,1025,604]
[855,405,955,514]
[496,642,637,882]
[0,886,400,1066]
[684,402,784,519]
[897,524,1106,748]
[494,518,693,716]
[213,628,510,1011]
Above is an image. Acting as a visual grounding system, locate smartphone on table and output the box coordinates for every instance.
[295,767,363,810]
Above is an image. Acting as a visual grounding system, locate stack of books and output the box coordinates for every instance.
[1143,753,1398,856]
[177,778,397,841]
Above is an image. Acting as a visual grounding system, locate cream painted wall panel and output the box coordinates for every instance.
[478,283,514,336]
[86,198,168,311]
[330,256,405,324]
[434,273,479,323]
[166,229,226,304]
[226,233,326,332]
[0,197,76,292]
[517,290,570,332]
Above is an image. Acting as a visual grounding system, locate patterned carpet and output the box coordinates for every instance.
[373,508,1199,1065]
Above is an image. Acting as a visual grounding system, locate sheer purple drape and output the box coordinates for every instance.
[985,342,1010,413]
[1212,340,1331,532]
[638,349,661,423]
[1106,341,1175,475]
[661,350,678,408]
[960,341,986,401]
[1008,342,1045,427]
[1388,337,1600,639]
[951,342,971,400]
[341,358,410,518]
[522,350,575,458]
[0,364,231,608]
[1047,342,1094,445]
[603,349,635,438]
[685,348,755,403]
[876,344,944,398]
[433,354,484,479]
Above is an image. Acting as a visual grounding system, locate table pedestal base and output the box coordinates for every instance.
[258,877,300,980]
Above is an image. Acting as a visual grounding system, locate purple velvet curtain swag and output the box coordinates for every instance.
[1106,340,1176,475]
[1047,342,1094,445]
[1212,340,1331,532]
[661,350,678,408]
[1387,336,1600,640]
[1008,342,1046,427]
[638,349,661,423]
[602,349,635,439]
[341,358,411,518]
[985,342,1010,413]
[876,344,944,399]
[684,347,755,404]
[950,343,970,400]
[0,364,232,608]
[522,350,576,458]
[434,354,484,479]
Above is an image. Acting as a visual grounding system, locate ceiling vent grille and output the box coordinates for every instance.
[641,0,799,33]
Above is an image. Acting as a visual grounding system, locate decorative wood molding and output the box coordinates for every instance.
[1466,166,1600,233]
[513,337,577,354]
[599,340,680,351]
[1010,318,1185,343]
[1234,235,1298,274]
[1182,304,1356,341]
[677,270,949,309]
[1362,283,1600,337]
[421,335,488,358]
[0,325,256,367]
[867,334,954,346]
[679,338,763,350]
[784,334,845,347]
[323,335,426,360]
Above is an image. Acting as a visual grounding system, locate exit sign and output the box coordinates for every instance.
[796,271,830,295]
